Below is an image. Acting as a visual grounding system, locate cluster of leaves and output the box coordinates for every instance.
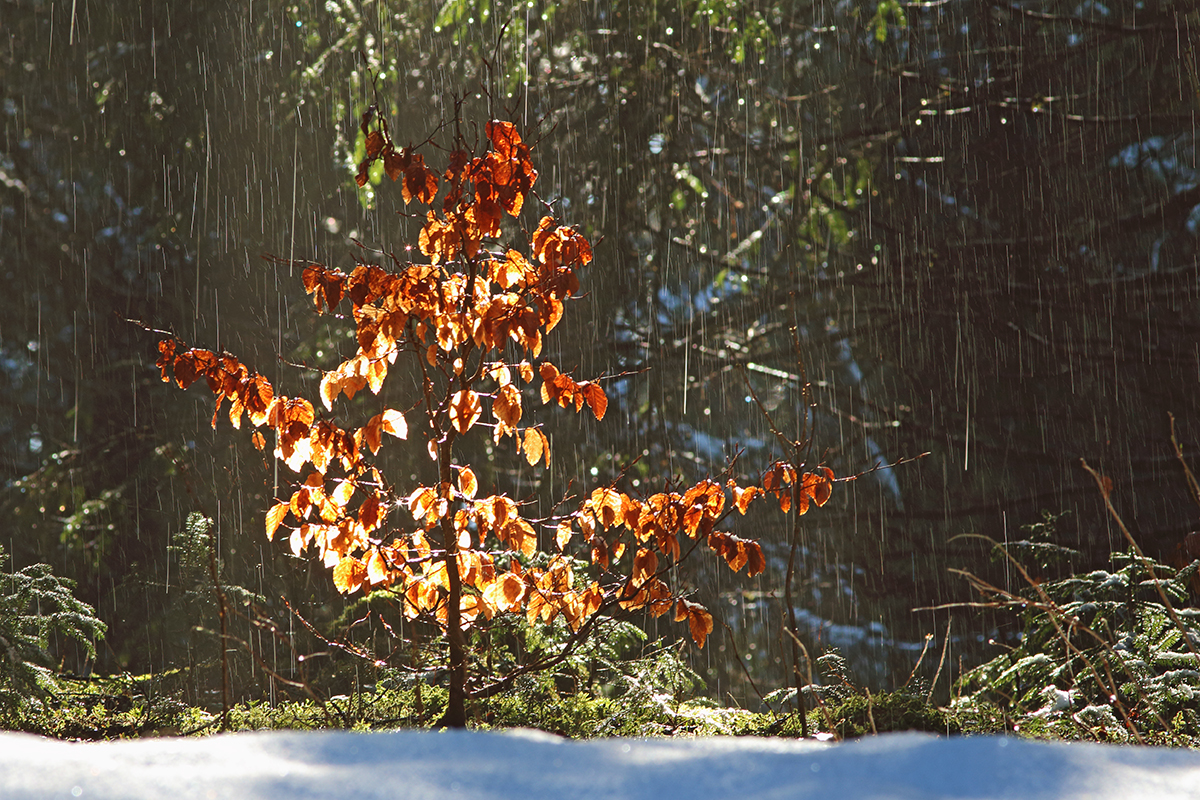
[154,110,835,720]
[956,544,1200,742]
[0,543,107,718]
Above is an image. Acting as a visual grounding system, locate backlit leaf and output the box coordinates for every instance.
[366,549,390,586]
[580,382,608,421]
[632,548,658,585]
[265,501,289,542]
[503,518,538,558]
[332,556,368,595]
[732,483,760,514]
[381,408,408,440]
[331,479,355,508]
[556,521,572,550]
[458,466,478,499]
[493,383,522,428]
[522,427,544,466]
[675,599,714,648]
[483,572,525,614]
[449,390,482,434]
[408,486,436,522]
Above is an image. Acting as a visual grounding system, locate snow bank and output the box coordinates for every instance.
[2,728,1199,800]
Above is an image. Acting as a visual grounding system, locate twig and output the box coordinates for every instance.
[902,633,934,692]
[1168,413,1200,513]
[1080,459,1200,667]
[783,626,839,739]
[927,620,951,705]
[719,621,774,719]
[930,536,1160,741]
[204,535,231,731]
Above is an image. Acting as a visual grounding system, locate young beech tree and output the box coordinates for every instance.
[156,109,834,727]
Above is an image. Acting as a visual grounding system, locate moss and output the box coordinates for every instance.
[819,690,959,739]
[3,674,196,740]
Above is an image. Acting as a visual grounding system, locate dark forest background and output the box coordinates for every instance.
[3,0,1198,705]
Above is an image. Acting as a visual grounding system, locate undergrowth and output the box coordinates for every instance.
[10,500,1200,745]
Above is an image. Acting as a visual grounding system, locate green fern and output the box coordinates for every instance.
[957,545,1200,739]
[0,543,107,716]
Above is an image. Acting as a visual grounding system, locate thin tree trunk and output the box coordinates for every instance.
[439,437,467,728]
[785,480,808,738]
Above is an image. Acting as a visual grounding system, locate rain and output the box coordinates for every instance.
[2,0,1198,729]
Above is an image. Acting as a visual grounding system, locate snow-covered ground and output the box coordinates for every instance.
[2,728,1199,799]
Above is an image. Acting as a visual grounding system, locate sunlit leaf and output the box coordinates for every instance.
[408,486,436,523]
[458,466,478,499]
[493,383,522,428]
[449,390,482,434]
[331,479,355,508]
[482,572,525,615]
[265,501,289,542]
[366,549,390,586]
[332,556,368,595]
[632,548,658,585]
[675,599,714,648]
[580,382,608,421]
[358,495,383,532]
[556,521,572,550]
[381,408,407,440]
[503,518,538,558]
[522,427,544,466]
[732,483,760,514]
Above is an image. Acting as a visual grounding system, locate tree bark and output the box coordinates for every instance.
[438,436,467,728]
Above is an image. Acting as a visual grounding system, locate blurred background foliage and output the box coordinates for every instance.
[2,0,1199,707]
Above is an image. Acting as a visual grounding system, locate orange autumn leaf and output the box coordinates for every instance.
[482,571,526,615]
[632,548,658,585]
[332,556,368,595]
[383,147,407,182]
[458,466,478,499]
[493,383,523,428]
[675,599,714,648]
[589,533,609,568]
[402,153,439,205]
[449,390,482,434]
[814,466,835,504]
[556,521,573,550]
[408,486,437,523]
[746,542,766,578]
[381,408,407,440]
[502,517,538,558]
[580,382,608,421]
[265,501,290,542]
[522,427,548,467]
[365,549,391,586]
[731,483,761,514]
[365,130,386,159]
[358,495,383,532]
